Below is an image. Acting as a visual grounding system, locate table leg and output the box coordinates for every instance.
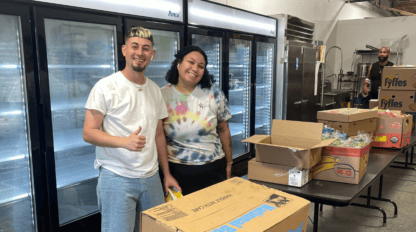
[391,150,416,170]
[314,202,319,232]
[358,175,398,218]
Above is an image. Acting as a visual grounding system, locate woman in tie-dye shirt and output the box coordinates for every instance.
[160,46,232,195]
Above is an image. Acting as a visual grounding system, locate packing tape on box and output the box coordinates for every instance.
[273,148,303,178]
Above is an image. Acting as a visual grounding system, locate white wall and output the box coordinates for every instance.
[325,16,416,79]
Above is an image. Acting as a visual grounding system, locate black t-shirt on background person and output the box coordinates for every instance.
[368,61,394,100]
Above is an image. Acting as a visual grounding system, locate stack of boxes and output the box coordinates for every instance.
[243,120,336,187]
[378,66,416,130]
[314,108,378,184]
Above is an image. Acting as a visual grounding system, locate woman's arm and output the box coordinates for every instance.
[217,121,233,179]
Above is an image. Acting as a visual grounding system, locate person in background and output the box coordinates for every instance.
[161,46,233,195]
[362,46,394,108]
[83,26,180,232]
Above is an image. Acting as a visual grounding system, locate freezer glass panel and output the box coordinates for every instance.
[191,34,222,86]
[145,30,179,87]
[228,38,251,158]
[0,14,35,231]
[44,19,117,225]
[255,42,274,135]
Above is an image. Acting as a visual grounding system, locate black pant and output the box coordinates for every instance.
[160,157,227,196]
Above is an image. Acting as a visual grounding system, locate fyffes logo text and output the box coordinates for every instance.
[380,97,402,109]
[384,75,407,88]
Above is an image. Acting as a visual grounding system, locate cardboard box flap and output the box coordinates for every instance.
[142,177,310,232]
[271,136,320,149]
[271,120,323,141]
[242,135,270,144]
[312,138,337,149]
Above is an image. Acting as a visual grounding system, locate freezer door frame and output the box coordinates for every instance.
[33,5,123,229]
[252,36,277,136]
[226,31,254,164]
[0,2,46,231]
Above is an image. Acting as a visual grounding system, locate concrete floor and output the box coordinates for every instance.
[306,152,416,232]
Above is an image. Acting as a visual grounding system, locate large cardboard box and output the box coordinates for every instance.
[248,158,312,187]
[311,143,370,184]
[381,66,416,90]
[242,120,336,169]
[373,112,412,149]
[141,177,310,232]
[379,90,416,112]
[317,108,378,136]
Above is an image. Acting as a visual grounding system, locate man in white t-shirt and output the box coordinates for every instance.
[83,26,181,232]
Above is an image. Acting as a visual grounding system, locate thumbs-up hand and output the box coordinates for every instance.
[123,126,146,151]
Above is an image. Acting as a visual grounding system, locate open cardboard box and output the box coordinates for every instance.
[373,111,412,149]
[243,120,336,169]
[311,143,371,184]
[141,177,310,232]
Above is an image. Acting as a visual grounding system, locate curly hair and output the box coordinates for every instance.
[165,46,215,89]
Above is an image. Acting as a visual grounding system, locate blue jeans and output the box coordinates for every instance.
[97,167,164,232]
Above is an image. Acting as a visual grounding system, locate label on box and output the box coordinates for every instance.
[288,168,306,187]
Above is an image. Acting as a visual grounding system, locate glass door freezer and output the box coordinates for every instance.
[254,39,276,135]
[227,34,253,159]
[34,6,123,226]
[125,19,184,88]
[189,28,224,87]
[0,3,44,231]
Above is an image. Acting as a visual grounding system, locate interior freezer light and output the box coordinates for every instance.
[190,8,275,32]
[101,0,181,12]
[2,110,22,116]
[0,64,19,69]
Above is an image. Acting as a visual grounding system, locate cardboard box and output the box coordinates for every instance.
[248,158,312,187]
[319,45,326,63]
[318,118,377,137]
[311,143,370,184]
[317,108,378,136]
[141,177,310,232]
[369,99,379,109]
[379,90,416,112]
[381,66,416,90]
[242,120,336,169]
[317,108,378,122]
[372,112,412,149]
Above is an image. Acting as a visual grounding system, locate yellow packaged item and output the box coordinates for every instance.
[164,187,182,203]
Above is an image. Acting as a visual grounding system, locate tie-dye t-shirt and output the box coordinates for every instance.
[160,84,232,165]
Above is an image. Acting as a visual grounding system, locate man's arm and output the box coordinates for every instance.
[155,119,181,193]
[83,109,146,151]
[217,121,233,179]
[362,64,372,96]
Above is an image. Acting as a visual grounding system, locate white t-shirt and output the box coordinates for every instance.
[85,71,168,178]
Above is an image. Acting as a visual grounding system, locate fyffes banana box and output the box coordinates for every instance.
[381,66,416,91]
[379,90,416,111]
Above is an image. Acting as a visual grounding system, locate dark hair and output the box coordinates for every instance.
[165,46,215,89]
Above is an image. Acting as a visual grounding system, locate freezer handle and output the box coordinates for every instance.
[294,101,302,105]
